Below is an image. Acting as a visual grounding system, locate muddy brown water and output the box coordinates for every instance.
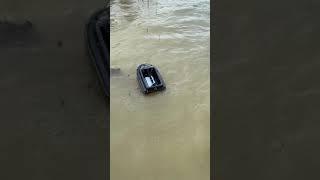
[110,0,210,180]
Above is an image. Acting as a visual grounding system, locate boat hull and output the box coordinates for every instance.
[137,64,166,94]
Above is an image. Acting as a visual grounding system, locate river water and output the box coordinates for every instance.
[110,0,210,179]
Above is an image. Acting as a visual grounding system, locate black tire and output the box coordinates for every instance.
[85,6,110,98]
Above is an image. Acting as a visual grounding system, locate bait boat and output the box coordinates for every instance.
[137,64,166,94]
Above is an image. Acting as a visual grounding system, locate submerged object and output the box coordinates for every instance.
[137,64,166,94]
[86,7,109,97]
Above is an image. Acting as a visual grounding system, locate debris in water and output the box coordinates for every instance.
[111,67,121,75]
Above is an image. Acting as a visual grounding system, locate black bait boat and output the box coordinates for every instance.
[86,7,109,97]
[137,64,166,94]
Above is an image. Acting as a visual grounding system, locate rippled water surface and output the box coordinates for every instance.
[110,0,210,179]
